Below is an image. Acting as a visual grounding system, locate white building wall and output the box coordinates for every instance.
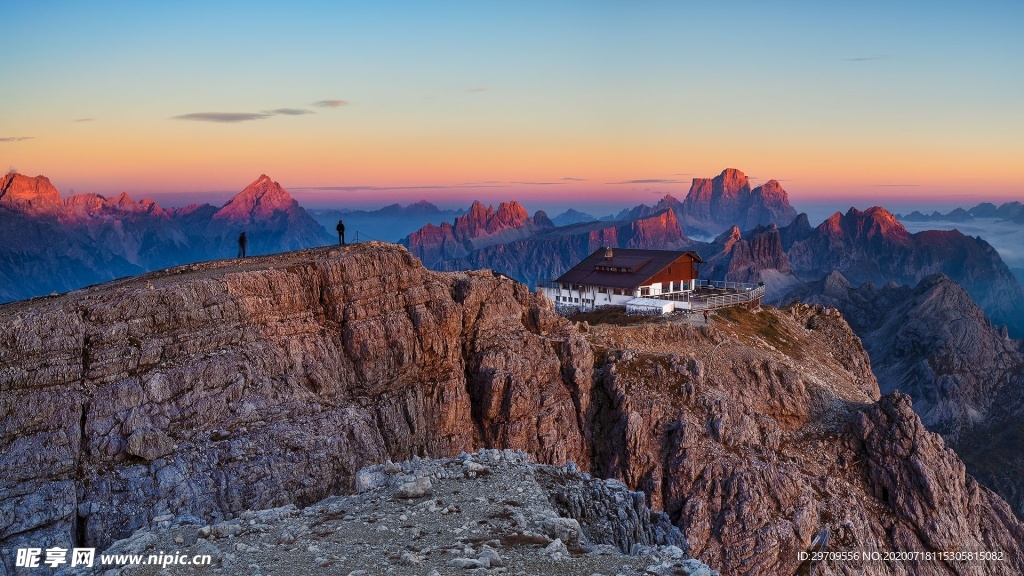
[542,281,690,312]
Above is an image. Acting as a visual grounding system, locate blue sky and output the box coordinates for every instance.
[2,1,1022,214]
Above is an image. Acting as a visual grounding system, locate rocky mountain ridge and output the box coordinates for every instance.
[402,200,554,266]
[3,243,1023,575]
[436,209,690,287]
[782,206,1024,336]
[796,271,1024,519]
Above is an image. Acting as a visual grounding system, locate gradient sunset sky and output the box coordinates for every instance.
[3,1,1022,213]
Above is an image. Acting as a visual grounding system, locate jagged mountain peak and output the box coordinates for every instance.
[822,206,911,243]
[679,168,795,233]
[214,174,298,223]
[714,225,743,246]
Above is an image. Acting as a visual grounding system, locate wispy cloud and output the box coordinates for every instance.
[313,99,349,108]
[74,118,95,122]
[510,181,563,186]
[466,87,489,93]
[561,177,586,182]
[172,112,272,123]
[292,183,509,192]
[608,178,684,185]
[843,55,886,62]
[0,136,34,142]
[267,108,313,116]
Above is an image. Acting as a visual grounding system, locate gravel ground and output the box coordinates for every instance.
[82,450,717,576]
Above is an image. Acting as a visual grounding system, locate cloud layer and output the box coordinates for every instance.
[313,99,349,108]
[608,178,684,184]
[0,136,34,142]
[172,112,272,123]
[173,101,345,123]
[267,108,313,116]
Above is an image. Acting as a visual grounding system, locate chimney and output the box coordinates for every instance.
[604,247,613,260]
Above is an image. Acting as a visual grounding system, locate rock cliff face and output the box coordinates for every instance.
[0,173,332,303]
[0,172,65,215]
[0,243,591,561]
[582,306,1024,574]
[402,201,553,266]
[797,271,1024,518]
[436,209,689,287]
[2,244,1023,575]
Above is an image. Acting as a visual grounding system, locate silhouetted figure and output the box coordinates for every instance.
[336,219,346,245]
[238,232,247,258]
[703,309,709,324]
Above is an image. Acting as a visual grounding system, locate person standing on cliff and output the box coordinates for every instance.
[336,219,345,245]
[237,232,247,258]
[703,309,709,324]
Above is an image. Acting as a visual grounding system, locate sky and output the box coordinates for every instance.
[2,1,1022,216]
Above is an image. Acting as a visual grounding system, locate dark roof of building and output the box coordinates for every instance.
[553,248,704,290]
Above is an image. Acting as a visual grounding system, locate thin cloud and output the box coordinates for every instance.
[511,181,563,186]
[292,183,509,192]
[608,178,684,185]
[74,118,95,122]
[267,108,313,116]
[466,87,490,93]
[844,55,886,61]
[313,99,349,108]
[172,112,272,123]
[0,136,34,142]
[671,173,693,176]
[561,177,587,182]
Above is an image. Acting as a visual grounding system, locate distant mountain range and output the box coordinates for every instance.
[0,172,331,303]
[551,208,606,226]
[308,201,465,243]
[400,168,797,281]
[402,201,556,266]
[898,201,1024,223]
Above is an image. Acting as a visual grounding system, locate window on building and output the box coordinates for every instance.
[640,287,650,296]
[598,287,607,293]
